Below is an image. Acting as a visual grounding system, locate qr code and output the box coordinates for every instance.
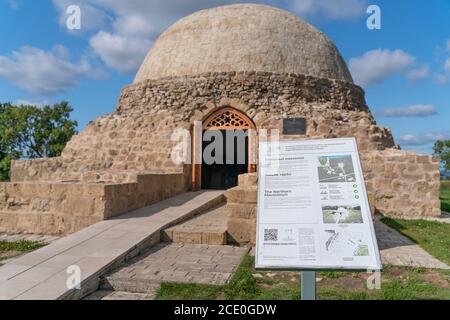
[264,229,278,241]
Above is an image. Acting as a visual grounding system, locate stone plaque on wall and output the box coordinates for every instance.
[283,118,307,135]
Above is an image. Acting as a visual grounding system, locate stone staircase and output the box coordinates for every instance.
[84,243,249,300]
[84,201,247,300]
[162,204,228,245]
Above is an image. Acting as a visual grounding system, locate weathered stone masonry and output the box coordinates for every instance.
[11,71,396,182]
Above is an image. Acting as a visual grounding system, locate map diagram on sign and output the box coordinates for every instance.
[323,230,369,257]
[318,155,356,183]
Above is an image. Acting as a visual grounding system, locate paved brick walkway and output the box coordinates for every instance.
[86,243,248,300]
[84,290,155,300]
[104,243,248,286]
[375,218,449,269]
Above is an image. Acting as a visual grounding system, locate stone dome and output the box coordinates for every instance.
[134,4,353,83]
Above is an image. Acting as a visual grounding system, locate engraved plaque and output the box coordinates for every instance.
[283,118,307,135]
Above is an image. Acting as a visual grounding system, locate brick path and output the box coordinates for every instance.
[84,290,155,300]
[105,243,248,286]
[375,218,449,269]
[85,243,249,300]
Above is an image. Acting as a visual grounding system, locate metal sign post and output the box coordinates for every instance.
[301,271,316,300]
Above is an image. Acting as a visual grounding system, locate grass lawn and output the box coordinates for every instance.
[156,256,450,300]
[381,218,450,266]
[0,240,46,264]
[441,183,450,213]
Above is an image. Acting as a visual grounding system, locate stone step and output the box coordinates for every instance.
[84,290,156,300]
[162,204,228,245]
[100,276,161,294]
[101,243,249,294]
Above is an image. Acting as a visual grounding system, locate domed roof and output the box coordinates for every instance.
[134,4,353,83]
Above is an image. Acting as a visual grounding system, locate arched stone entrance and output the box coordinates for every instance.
[192,107,256,190]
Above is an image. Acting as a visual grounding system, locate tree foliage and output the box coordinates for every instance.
[433,140,450,173]
[0,102,78,181]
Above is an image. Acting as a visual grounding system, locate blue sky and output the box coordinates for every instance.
[0,0,449,155]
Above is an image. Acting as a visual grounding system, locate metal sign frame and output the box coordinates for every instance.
[255,138,382,272]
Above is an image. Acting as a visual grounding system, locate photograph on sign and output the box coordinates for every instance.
[255,138,382,271]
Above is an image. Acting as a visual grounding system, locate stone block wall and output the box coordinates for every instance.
[362,149,441,218]
[0,173,186,235]
[226,174,258,246]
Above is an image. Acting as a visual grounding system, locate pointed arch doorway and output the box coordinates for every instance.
[192,107,257,191]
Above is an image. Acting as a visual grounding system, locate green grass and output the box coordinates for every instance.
[0,240,46,262]
[381,218,450,265]
[158,283,224,300]
[156,256,450,300]
[0,240,45,252]
[441,185,450,213]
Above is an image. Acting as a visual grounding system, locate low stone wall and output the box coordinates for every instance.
[0,173,186,235]
[362,149,441,218]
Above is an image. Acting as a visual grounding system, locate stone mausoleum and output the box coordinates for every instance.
[0,4,441,242]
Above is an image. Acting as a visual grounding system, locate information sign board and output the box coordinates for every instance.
[255,138,382,270]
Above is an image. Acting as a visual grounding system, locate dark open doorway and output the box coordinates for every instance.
[201,129,249,190]
[191,107,256,191]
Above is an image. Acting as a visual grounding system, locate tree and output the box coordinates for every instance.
[0,102,78,181]
[433,140,450,173]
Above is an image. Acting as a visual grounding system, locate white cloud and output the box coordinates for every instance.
[8,0,19,10]
[377,104,437,118]
[0,45,99,95]
[397,131,450,146]
[112,15,156,38]
[349,49,415,87]
[445,58,450,72]
[433,57,450,84]
[290,0,367,21]
[14,99,50,108]
[407,65,430,82]
[90,31,152,73]
[435,74,449,85]
[447,39,450,52]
